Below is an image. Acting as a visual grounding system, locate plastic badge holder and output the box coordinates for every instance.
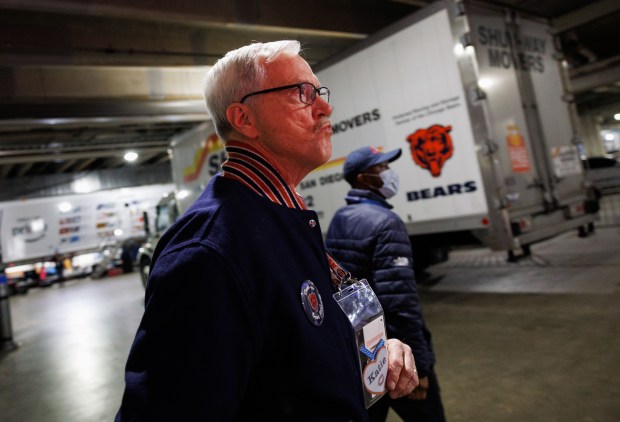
[333,279,387,408]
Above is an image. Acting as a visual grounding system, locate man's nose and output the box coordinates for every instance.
[314,95,333,117]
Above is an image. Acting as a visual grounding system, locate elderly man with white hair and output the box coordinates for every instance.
[116,40,418,421]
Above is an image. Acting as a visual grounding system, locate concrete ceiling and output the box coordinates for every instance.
[0,0,618,185]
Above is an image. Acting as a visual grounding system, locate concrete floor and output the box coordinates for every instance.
[1,227,619,421]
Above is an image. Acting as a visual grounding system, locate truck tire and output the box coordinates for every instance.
[413,245,450,272]
[91,264,103,279]
[12,282,29,295]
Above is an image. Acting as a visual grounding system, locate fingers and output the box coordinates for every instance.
[385,339,419,399]
[384,339,402,392]
[408,376,429,400]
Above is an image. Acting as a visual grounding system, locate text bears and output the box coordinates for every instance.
[406,181,477,201]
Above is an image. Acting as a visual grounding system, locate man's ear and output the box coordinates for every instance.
[356,173,379,189]
[226,103,259,139]
[355,173,370,189]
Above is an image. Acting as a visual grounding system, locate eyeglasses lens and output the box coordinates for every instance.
[300,83,315,105]
[299,83,329,105]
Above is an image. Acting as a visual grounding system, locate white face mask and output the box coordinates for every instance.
[378,168,399,199]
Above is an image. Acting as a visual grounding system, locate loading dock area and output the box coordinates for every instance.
[1,226,618,421]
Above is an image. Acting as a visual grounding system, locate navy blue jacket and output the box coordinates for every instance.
[117,176,368,421]
[326,189,435,378]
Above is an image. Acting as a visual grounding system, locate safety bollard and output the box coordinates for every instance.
[0,271,18,352]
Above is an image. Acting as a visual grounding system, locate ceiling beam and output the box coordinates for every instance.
[568,55,620,94]
[0,0,414,37]
[0,146,167,165]
[0,101,208,120]
[71,157,98,172]
[15,162,33,177]
[0,140,171,154]
[389,0,429,6]
[0,113,207,131]
[148,153,171,165]
[552,0,620,34]
[0,21,359,68]
[56,159,77,173]
[0,164,12,178]
[0,65,208,102]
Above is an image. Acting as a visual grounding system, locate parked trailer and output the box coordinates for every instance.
[300,0,596,266]
[138,0,598,278]
[0,184,172,289]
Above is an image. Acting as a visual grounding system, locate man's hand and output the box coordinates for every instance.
[408,376,429,400]
[385,339,419,399]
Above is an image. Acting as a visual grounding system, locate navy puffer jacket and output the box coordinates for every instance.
[325,189,435,377]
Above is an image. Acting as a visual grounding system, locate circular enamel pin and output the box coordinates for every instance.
[300,280,324,326]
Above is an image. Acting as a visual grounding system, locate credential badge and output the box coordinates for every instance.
[300,280,324,326]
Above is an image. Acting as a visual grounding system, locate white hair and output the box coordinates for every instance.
[203,40,301,140]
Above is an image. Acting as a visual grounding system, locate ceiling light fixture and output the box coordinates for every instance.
[124,151,139,162]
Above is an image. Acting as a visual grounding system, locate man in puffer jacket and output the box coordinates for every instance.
[326,146,446,422]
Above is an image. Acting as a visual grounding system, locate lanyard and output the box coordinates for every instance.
[325,251,358,291]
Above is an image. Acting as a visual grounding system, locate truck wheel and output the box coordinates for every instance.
[522,244,531,257]
[14,282,29,295]
[91,264,103,279]
[140,258,150,288]
[412,246,449,271]
[507,250,518,262]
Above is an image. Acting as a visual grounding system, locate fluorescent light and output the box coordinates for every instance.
[73,180,93,193]
[124,151,138,162]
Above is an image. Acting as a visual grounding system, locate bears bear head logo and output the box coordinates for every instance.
[406,124,453,177]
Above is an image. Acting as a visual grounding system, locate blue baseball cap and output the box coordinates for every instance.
[343,146,402,184]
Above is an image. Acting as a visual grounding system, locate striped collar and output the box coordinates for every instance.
[221,141,307,210]
[223,141,355,290]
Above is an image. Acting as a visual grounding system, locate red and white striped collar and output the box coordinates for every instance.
[221,141,307,210]
[223,141,356,289]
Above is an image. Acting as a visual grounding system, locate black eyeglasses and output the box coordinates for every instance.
[239,82,330,105]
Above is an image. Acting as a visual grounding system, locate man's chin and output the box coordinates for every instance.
[317,142,332,166]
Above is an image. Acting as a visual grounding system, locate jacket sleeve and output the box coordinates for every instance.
[116,242,261,421]
[371,215,435,377]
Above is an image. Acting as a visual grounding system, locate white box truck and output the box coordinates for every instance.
[299,0,597,267]
[0,184,172,291]
[138,0,599,280]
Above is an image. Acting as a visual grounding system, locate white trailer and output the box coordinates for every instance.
[168,121,226,215]
[137,0,599,278]
[300,0,596,265]
[0,184,172,266]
